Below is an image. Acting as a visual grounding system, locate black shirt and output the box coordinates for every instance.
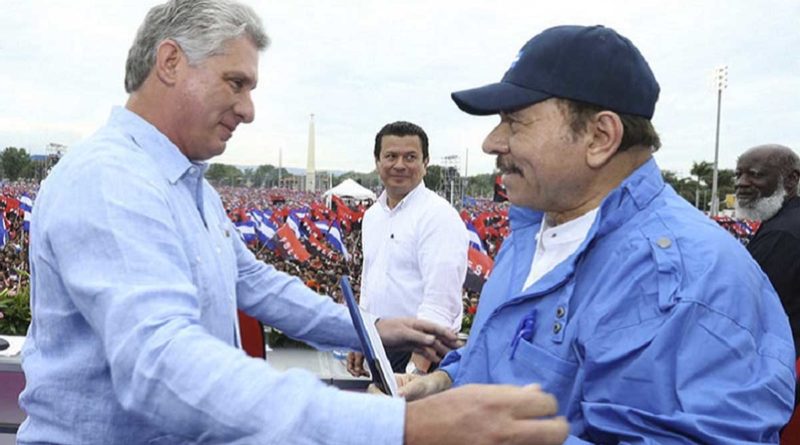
[747,196,800,358]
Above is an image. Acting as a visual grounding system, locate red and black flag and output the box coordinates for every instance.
[493,175,508,202]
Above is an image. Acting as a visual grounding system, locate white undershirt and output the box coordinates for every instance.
[522,208,599,291]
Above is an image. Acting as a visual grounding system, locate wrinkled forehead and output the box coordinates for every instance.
[737,149,779,171]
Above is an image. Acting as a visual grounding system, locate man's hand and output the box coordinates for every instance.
[375,318,458,364]
[396,370,452,401]
[346,351,369,377]
[405,384,569,445]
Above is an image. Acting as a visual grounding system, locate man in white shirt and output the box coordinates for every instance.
[348,121,469,374]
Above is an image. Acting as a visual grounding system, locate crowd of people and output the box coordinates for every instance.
[8,4,797,442]
[0,180,37,298]
[0,179,763,333]
[218,185,507,334]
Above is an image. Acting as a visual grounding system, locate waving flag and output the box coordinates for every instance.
[465,221,486,253]
[234,219,257,244]
[20,193,33,232]
[276,223,310,262]
[493,175,508,202]
[301,215,324,240]
[325,220,350,260]
[286,212,304,240]
[307,234,337,259]
[464,247,494,293]
[248,209,277,249]
[0,217,7,248]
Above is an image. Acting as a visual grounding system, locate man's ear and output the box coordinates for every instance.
[154,39,183,87]
[585,111,624,169]
[785,168,800,195]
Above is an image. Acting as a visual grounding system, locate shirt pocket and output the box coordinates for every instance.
[496,337,579,414]
[386,235,417,274]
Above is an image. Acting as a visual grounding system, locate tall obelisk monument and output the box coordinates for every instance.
[305,113,316,192]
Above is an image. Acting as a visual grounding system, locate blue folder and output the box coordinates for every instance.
[339,275,393,395]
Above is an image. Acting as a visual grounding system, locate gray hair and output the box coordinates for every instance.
[124,0,270,93]
[765,144,800,196]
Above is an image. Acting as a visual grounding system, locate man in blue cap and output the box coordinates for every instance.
[396,25,795,443]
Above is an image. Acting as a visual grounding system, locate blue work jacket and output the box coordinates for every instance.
[441,158,795,444]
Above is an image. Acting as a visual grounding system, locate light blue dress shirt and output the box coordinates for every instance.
[18,107,405,444]
[441,158,796,444]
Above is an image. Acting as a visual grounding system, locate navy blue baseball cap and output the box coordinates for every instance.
[451,25,660,119]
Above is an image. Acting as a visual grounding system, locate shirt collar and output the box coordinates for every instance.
[108,106,208,184]
[377,180,426,212]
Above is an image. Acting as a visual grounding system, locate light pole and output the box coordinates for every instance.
[710,65,728,216]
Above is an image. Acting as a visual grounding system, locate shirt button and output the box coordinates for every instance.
[556,306,566,318]
[656,237,672,249]
[553,322,562,334]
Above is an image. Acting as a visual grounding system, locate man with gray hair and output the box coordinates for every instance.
[17,1,568,444]
[736,144,800,358]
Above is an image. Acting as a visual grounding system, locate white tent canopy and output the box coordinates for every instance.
[323,178,377,202]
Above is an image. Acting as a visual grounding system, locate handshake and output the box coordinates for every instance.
[348,318,569,445]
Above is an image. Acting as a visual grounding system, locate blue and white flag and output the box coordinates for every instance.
[465,221,486,253]
[287,212,304,239]
[20,193,33,232]
[324,220,350,260]
[248,209,277,248]
[234,219,257,244]
[0,217,9,248]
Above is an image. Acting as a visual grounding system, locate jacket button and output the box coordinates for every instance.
[556,306,566,318]
[553,322,562,334]
[656,237,672,248]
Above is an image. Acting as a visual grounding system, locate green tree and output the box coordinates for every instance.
[662,170,700,206]
[424,164,444,191]
[688,161,735,210]
[337,170,381,190]
[466,173,495,198]
[205,163,243,186]
[252,164,291,187]
[1,147,32,181]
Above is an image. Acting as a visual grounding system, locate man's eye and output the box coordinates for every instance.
[229,79,243,91]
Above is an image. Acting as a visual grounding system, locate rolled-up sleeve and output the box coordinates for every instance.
[415,205,468,331]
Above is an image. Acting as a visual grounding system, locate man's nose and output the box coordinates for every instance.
[482,123,510,155]
[235,91,255,124]
[735,174,750,188]
[391,159,408,170]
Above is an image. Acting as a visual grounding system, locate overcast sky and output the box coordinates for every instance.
[2,0,798,177]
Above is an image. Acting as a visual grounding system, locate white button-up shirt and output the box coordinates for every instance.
[361,182,468,331]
